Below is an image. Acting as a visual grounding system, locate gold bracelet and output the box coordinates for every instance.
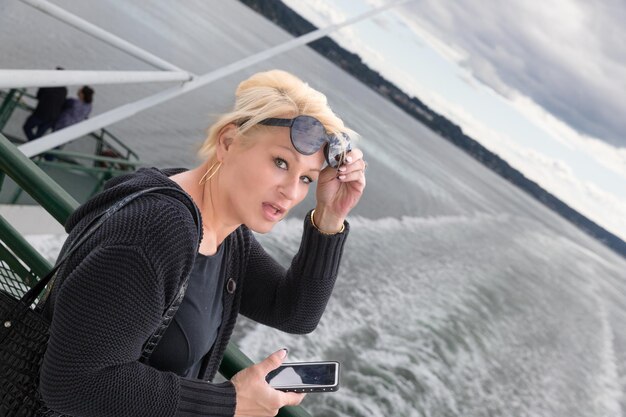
[310,209,345,235]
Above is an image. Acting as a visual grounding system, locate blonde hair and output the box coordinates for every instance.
[198,70,356,160]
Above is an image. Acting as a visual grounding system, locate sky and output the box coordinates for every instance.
[282,0,626,241]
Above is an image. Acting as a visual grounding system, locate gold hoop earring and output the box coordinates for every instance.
[199,161,222,185]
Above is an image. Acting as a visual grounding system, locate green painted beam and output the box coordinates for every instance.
[0,133,78,223]
[0,215,51,282]
[43,149,143,165]
[0,89,24,130]
[0,240,38,287]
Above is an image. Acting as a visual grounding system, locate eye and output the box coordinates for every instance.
[274,157,288,170]
[275,157,314,185]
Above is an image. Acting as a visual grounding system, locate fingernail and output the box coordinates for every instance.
[338,175,346,180]
[346,156,353,163]
[338,166,346,172]
[280,348,289,358]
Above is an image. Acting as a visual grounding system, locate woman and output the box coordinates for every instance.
[39,70,366,417]
[53,85,94,131]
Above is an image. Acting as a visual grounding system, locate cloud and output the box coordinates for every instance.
[413,88,626,240]
[514,149,626,242]
[282,0,347,28]
[282,0,403,86]
[282,0,626,239]
[295,0,626,182]
[509,93,626,181]
[282,0,373,66]
[394,0,626,147]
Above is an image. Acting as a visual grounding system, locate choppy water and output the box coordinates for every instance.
[249,215,626,417]
[5,1,626,416]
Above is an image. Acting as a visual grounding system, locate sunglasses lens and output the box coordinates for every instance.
[288,116,351,168]
[326,133,351,168]
[291,116,326,155]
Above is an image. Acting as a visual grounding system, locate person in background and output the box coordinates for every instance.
[22,67,67,141]
[53,85,94,131]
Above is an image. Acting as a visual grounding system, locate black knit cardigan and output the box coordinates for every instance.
[39,167,349,417]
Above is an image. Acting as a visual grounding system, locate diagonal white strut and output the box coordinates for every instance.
[18,0,411,158]
[19,0,192,74]
[0,70,192,89]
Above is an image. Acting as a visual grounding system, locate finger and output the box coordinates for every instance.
[338,170,366,192]
[343,148,364,165]
[256,348,288,375]
[337,159,366,175]
[279,392,306,406]
[337,165,367,182]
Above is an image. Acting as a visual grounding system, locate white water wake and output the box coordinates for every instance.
[241,214,626,417]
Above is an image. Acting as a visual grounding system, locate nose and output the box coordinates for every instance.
[278,175,300,201]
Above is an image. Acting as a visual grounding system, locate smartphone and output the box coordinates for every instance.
[265,361,340,393]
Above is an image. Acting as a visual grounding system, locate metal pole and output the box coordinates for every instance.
[19,0,193,75]
[0,215,51,281]
[0,133,78,224]
[0,89,23,130]
[0,70,192,89]
[18,0,410,158]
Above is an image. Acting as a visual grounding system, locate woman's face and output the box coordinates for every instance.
[218,125,325,233]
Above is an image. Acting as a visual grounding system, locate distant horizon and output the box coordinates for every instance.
[281,0,626,242]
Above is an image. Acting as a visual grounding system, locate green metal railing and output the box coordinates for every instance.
[1,88,145,203]
[0,134,76,224]
[91,126,140,162]
[0,133,312,417]
[0,215,50,286]
[0,89,26,131]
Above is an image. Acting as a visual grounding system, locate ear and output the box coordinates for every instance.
[215,123,238,160]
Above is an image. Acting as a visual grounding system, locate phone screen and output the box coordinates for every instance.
[266,361,339,391]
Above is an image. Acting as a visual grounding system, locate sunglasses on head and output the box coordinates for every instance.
[259,115,351,168]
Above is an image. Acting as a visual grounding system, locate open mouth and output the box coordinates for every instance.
[262,202,285,220]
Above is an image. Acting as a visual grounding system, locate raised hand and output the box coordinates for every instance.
[314,148,366,232]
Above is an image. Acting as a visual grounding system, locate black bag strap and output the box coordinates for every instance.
[138,188,202,361]
[6,186,202,356]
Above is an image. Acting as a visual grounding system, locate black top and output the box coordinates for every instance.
[33,86,68,122]
[148,241,228,378]
[40,167,349,417]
